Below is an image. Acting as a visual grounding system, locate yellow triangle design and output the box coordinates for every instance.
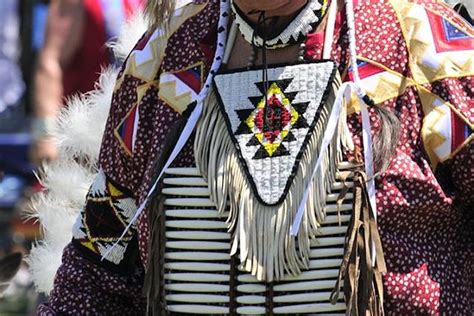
[108,182,123,198]
[158,80,193,114]
[81,241,98,253]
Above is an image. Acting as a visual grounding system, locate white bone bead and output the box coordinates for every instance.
[308,259,342,269]
[274,302,346,314]
[323,215,351,224]
[165,294,229,303]
[166,241,230,250]
[236,295,265,304]
[165,283,229,293]
[236,283,266,293]
[164,262,230,272]
[163,177,208,186]
[317,226,348,236]
[166,220,228,229]
[281,269,339,282]
[326,192,354,202]
[165,251,230,261]
[165,168,201,175]
[166,231,230,240]
[164,198,216,207]
[162,187,211,196]
[165,209,228,218]
[309,248,344,258]
[236,306,266,315]
[165,273,230,282]
[273,291,334,303]
[310,237,345,247]
[332,181,354,190]
[324,204,352,213]
[167,304,229,314]
[273,280,337,292]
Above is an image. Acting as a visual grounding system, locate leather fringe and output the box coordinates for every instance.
[330,170,387,316]
[194,77,348,282]
[143,190,167,315]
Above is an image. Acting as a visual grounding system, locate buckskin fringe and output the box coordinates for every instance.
[194,76,350,282]
[330,170,387,316]
[144,187,167,315]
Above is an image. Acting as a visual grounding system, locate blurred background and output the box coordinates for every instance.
[0,0,143,314]
[0,0,471,315]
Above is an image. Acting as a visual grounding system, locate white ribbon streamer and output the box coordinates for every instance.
[291,81,351,236]
[266,0,379,266]
[359,89,377,268]
[290,82,377,243]
[101,1,230,261]
[105,101,204,258]
[344,0,378,266]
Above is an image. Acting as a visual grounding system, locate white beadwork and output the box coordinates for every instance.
[213,62,335,205]
[231,0,323,49]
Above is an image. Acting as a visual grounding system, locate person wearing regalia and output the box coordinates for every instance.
[33,0,473,314]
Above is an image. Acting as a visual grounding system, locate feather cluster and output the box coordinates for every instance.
[25,12,148,294]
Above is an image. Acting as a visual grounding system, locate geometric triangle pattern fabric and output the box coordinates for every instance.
[213,61,336,205]
[419,91,456,166]
[353,0,474,168]
[426,10,473,52]
[114,103,139,156]
[451,115,473,155]
[115,2,208,87]
[72,169,137,265]
[391,0,474,86]
[120,27,165,84]
[159,61,205,114]
[173,63,204,94]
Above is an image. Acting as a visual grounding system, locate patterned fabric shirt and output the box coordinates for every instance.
[38,0,473,315]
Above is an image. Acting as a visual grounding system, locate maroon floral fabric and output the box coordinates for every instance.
[305,2,473,313]
[37,244,145,315]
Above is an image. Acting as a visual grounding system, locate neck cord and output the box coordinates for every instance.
[249,10,273,124]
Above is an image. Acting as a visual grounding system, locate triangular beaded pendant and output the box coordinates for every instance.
[213,61,336,205]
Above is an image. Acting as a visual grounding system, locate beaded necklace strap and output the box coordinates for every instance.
[231,0,327,49]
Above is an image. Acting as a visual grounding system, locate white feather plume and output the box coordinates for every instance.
[52,68,118,162]
[108,11,150,62]
[37,161,96,206]
[27,11,148,294]
[27,242,65,294]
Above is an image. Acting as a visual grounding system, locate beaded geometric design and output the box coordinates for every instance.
[214,61,336,205]
[72,169,137,265]
[235,80,309,159]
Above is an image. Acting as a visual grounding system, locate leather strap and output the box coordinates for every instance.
[330,170,386,316]
[265,281,275,315]
[229,255,239,314]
